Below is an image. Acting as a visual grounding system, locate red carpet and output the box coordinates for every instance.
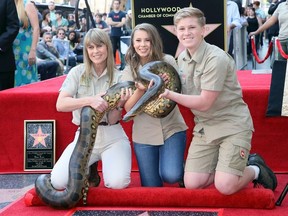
[1,71,288,215]
[1,174,287,216]
[23,172,277,209]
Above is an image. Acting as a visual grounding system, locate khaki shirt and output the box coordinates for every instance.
[60,64,122,126]
[177,40,254,143]
[121,54,187,145]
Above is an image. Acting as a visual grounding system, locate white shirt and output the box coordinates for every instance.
[227,1,242,29]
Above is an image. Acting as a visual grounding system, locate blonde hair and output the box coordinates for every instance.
[14,0,29,29]
[125,23,164,80]
[173,7,206,27]
[82,28,115,86]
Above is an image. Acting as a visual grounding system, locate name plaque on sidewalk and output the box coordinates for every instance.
[24,120,56,171]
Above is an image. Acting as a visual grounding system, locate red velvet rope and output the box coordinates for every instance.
[276,38,288,59]
[251,36,273,63]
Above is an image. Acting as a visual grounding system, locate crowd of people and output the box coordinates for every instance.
[0,0,133,90]
[0,0,280,197]
[228,0,287,62]
[1,0,286,89]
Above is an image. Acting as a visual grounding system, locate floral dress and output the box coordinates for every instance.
[13,0,38,87]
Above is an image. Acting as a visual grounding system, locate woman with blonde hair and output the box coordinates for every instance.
[13,0,40,86]
[50,28,132,190]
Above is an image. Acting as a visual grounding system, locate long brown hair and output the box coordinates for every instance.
[125,23,164,80]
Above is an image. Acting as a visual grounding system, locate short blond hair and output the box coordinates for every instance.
[173,7,206,27]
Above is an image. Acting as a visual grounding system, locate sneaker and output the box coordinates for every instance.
[248,153,277,191]
[88,162,101,187]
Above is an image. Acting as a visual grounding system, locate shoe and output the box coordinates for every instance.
[88,162,101,187]
[248,153,277,191]
[178,179,185,188]
[118,66,125,71]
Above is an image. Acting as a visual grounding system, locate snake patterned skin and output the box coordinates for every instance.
[34,61,181,209]
[34,81,135,209]
[123,61,181,121]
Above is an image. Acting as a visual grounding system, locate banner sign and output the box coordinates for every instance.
[132,0,225,58]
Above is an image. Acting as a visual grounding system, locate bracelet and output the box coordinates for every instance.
[116,106,124,111]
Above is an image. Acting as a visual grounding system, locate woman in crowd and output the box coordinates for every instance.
[121,23,187,187]
[13,0,39,86]
[246,6,262,56]
[249,0,288,61]
[67,30,83,67]
[40,9,52,37]
[50,28,132,190]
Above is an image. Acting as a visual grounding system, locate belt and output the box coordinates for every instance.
[98,121,120,126]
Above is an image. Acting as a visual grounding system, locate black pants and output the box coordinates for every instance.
[110,35,125,70]
[68,55,83,67]
[37,61,58,81]
[0,71,15,91]
[228,31,234,58]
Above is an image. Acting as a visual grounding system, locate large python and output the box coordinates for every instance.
[34,61,181,209]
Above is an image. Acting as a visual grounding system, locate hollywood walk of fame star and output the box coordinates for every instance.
[29,126,50,147]
[162,2,222,58]
[162,24,221,58]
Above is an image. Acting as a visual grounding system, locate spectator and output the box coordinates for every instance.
[78,16,88,33]
[40,9,52,37]
[48,0,56,23]
[253,1,266,23]
[253,1,266,47]
[53,27,69,63]
[102,12,107,22]
[13,0,40,87]
[0,0,19,90]
[246,7,262,56]
[123,9,133,36]
[95,13,110,33]
[107,0,126,70]
[240,7,248,27]
[36,32,64,76]
[67,14,76,32]
[51,10,68,34]
[227,0,242,57]
[67,30,83,68]
[249,0,288,61]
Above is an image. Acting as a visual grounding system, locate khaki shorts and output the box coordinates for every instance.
[185,130,252,176]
